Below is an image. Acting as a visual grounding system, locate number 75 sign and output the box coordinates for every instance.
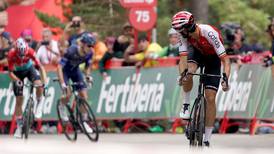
[129,7,157,31]
[119,0,157,32]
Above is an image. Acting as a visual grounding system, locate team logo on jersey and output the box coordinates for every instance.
[208,31,220,48]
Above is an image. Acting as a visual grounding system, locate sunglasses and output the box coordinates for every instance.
[87,44,93,48]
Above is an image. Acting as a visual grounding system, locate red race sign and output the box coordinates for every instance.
[119,0,157,8]
[129,7,157,31]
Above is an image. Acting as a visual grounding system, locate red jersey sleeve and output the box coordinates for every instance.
[7,50,15,71]
[27,48,40,66]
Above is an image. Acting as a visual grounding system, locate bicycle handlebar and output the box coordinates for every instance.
[52,77,92,87]
[187,72,222,78]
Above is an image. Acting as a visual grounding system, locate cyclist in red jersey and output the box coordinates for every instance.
[172,11,230,146]
[7,38,47,138]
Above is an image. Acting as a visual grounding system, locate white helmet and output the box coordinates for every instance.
[16,38,28,58]
[168,28,178,35]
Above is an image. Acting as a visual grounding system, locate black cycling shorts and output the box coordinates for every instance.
[187,47,221,91]
[12,66,41,96]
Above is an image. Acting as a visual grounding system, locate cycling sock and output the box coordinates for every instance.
[82,113,88,121]
[204,127,213,142]
[182,91,190,105]
[16,116,23,127]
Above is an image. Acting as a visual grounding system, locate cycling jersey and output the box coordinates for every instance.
[179,24,226,57]
[60,44,93,91]
[60,44,93,71]
[7,48,40,72]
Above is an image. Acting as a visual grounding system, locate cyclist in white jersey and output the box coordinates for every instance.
[172,11,231,146]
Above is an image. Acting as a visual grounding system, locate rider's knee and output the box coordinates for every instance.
[205,92,216,104]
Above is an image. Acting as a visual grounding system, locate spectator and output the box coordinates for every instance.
[36,28,60,66]
[21,29,38,50]
[124,35,163,67]
[59,16,86,55]
[99,22,134,75]
[91,32,108,69]
[221,23,263,55]
[0,11,12,71]
[159,28,180,57]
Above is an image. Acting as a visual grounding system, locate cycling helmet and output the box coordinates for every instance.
[171,11,196,34]
[15,38,28,58]
[80,32,96,47]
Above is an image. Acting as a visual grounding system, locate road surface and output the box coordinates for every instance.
[0,134,273,154]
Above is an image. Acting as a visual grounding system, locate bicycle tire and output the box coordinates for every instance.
[77,99,99,142]
[197,96,206,146]
[189,98,199,146]
[22,99,34,139]
[56,99,77,141]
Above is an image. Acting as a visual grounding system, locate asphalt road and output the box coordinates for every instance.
[0,134,273,154]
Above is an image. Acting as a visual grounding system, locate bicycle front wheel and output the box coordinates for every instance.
[77,99,99,142]
[22,99,34,139]
[189,96,206,146]
[56,99,77,141]
[197,97,206,146]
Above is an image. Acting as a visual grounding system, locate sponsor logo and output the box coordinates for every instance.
[217,71,252,112]
[208,31,220,48]
[97,73,165,114]
[0,79,56,118]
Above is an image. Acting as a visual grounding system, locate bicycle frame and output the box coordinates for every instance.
[187,66,222,146]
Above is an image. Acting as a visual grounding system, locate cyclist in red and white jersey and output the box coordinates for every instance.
[172,11,231,146]
[7,38,47,138]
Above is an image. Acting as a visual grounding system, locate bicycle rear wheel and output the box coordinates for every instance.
[56,99,77,141]
[22,99,34,139]
[77,99,99,142]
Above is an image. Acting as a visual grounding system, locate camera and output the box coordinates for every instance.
[41,41,50,46]
[220,23,241,46]
[71,21,81,28]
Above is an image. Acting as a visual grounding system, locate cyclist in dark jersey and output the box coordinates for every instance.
[57,32,95,132]
[7,38,47,138]
[172,11,231,147]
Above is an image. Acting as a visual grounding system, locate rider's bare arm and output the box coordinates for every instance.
[37,64,47,84]
[220,55,231,79]
[179,55,188,74]
[57,64,65,85]
[8,71,20,81]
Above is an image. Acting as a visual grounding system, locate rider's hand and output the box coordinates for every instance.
[61,83,67,91]
[263,55,273,67]
[85,76,94,88]
[221,73,230,91]
[86,76,93,83]
[177,69,188,86]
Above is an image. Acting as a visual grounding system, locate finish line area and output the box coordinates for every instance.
[1,134,273,154]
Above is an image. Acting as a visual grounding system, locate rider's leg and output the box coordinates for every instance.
[204,89,217,143]
[71,68,89,119]
[203,54,221,143]
[28,66,44,118]
[15,96,24,120]
[180,62,198,118]
[13,80,24,137]
[180,47,200,119]
[78,89,89,120]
